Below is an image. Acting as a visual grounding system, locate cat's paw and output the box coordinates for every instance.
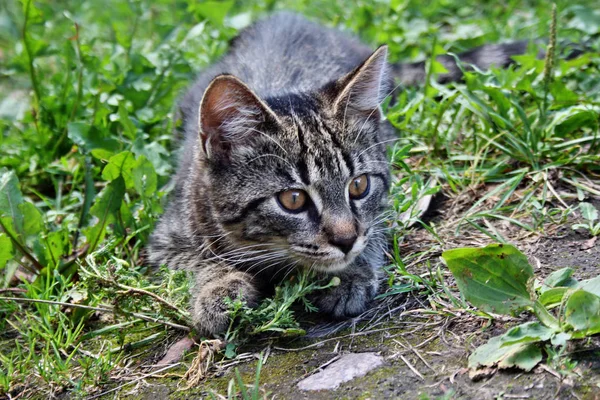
[192,274,258,336]
[312,273,379,319]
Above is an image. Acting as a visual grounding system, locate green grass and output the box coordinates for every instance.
[1,0,600,397]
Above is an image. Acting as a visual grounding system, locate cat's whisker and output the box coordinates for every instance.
[242,251,290,272]
[352,78,409,145]
[248,127,288,155]
[211,249,283,265]
[208,242,280,257]
[249,153,295,170]
[248,256,293,278]
[357,137,399,158]
[362,160,392,165]
[278,260,301,283]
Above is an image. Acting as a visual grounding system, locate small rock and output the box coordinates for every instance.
[581,236,597,251]
[156,337,194,366]
[297,352,383,391]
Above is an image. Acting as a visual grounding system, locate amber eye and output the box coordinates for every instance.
[277,189,308,212]
[348,174,370,199]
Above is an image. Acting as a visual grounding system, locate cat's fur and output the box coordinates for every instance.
[148,12,534,336]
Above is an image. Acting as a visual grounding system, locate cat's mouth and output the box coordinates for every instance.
[290,238,367,272]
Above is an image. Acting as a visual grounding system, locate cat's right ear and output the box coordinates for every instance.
[198,75,280,160]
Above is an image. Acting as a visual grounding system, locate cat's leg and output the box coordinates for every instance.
[191,264,259,336]
[312,259,381,319]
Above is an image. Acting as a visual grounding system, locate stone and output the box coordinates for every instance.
[297,352,384,391]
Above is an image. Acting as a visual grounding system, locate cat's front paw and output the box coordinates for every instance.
[192,274,258,336]
[313,273,379,319]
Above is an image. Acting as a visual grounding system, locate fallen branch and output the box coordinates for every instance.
[0,296,191,332]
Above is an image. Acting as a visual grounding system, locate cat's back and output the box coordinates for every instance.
[178,13,372,133]
[224,12,372,95]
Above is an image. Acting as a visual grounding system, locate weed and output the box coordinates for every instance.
[224,270,338,347]
[209,354,269,400]
[443,244,600,372]
[573,202,600,236]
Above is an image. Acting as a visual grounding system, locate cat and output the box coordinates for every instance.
[148,12,538,336]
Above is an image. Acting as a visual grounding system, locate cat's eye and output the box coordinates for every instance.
[348,174,370,200]
[277,189,308,212]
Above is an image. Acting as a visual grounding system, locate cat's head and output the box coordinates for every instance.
[197,46,391,273]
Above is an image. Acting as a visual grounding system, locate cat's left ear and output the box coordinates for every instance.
[198,74,281,160]
[331,45,389,118]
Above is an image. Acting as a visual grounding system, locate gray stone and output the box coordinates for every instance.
[297,352,384,391]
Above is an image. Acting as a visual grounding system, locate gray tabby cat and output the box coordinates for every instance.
[148,12,532,336]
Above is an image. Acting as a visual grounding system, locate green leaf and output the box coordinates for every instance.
[538,287,568,308]
[192,0,234,25]
[224,343,237,359]
[499,343,542,371]
[67,122,120,154]
[580,202,599,223]
[442,244,534,314]
[541,267,578,291]
[579,276,600,297]
[549,80,579,107]
[469,335,542,372]
[500,322,554,346]
[555,111,597,137]
[46,231,66,267]
[469,323,550,372]
[19,202,44,237]
[132,136,171,176]
[117,102,137,140]
[0,233,13,270]
[102,151,136,188]
[0,169,24,237]
[550,332,571,347]
[567,5,600,35]
[564,290,600,336]
[132,156,157,197]
[84,177,126,250]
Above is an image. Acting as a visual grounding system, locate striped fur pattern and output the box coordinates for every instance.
[148,12,535,335]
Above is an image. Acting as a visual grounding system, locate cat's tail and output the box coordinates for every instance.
[391,40,586,86]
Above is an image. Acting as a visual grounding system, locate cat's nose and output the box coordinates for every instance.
[329,234,357,254]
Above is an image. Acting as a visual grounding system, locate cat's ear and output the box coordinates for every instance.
[199,74,280,160]
[332,45,389,117]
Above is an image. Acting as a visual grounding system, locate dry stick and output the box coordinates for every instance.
[0,297,190,332]
[393,339,436,373]
[0,288,27,294]
[274,326,410,352]
[86,363,180,400]
[299,355,342,380]
[85,263,190,317]
[544,175,570,209]
[399,354,424,380]
[117,286,186,315]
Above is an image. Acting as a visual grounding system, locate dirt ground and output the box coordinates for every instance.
[97,196,600,400]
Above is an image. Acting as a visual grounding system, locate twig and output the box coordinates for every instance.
[0,288,27,294]
[273,326,409,352]
[399,354,424,380]
[0,297,190,332]
[86,363,180,399]
[393,339,436,372]
[299,355,342,380]
[86,261,189,318]
[117,286,187,315]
